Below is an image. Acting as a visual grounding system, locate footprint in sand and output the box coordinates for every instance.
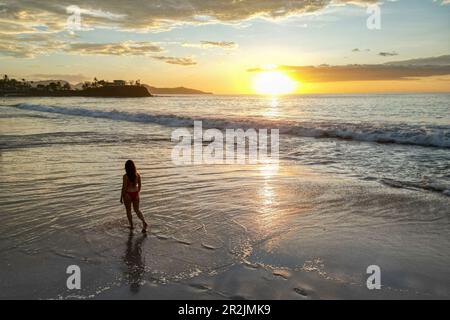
[189,283,210,291]
[293,287,308,297]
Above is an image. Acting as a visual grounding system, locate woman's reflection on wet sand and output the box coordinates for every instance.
[123,232,146,293]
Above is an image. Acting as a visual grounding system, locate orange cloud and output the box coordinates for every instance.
[248,55,450,82]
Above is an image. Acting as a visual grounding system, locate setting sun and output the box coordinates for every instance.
[252,70,297,95]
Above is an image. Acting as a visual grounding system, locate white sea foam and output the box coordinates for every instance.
[12,103,450,148]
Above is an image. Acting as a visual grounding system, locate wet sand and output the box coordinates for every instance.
[1,162,449,299]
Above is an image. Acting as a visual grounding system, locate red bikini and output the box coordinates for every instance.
[127,191,139,201]
[125,175,139,200]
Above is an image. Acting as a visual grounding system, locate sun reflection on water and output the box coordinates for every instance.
[257,162,280,230]
[263,97,280,118]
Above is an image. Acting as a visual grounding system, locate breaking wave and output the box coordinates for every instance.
[11,103,450,148]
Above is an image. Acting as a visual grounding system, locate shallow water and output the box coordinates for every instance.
[0,94,449,299]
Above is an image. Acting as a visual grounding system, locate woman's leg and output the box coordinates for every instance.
[124,195,133,229]
[132,197,148,232]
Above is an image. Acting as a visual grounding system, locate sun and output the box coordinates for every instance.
[252,70,297,95]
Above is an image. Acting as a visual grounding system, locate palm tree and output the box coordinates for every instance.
[1,75,9,89]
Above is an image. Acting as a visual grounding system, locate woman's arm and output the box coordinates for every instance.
[120,175,126,203]
[138,174,142,193]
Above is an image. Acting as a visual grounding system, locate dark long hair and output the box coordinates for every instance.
[125,160,138,184]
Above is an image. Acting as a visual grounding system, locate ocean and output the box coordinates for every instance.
[0,94,449,299]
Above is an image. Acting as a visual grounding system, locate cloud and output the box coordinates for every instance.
[0,1,445,60]
[385,55,450,66]
[0,0,380,34]
[0,31,198,67]
[0,33,164,58]
[352,48,372,52]
[248,55,450,82]
[0,32,64,58]
[63,41,196,66]
[152,56,197,66]
[379,51,398,57]
[182,41,238,49]
[200,41,238,49]
[64,41,163,56]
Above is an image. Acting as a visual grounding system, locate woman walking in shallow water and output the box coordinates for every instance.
[120,160,148,233]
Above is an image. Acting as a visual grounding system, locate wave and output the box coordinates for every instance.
[10,103,450,148]
[379,178,450,197]
[0,130,169,150]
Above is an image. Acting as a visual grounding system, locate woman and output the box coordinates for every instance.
[120,160,148,232]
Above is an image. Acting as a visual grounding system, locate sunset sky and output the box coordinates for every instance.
[1,0,449,94]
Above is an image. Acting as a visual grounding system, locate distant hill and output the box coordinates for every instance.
[143,85,212,95]
[73,82,84,90]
